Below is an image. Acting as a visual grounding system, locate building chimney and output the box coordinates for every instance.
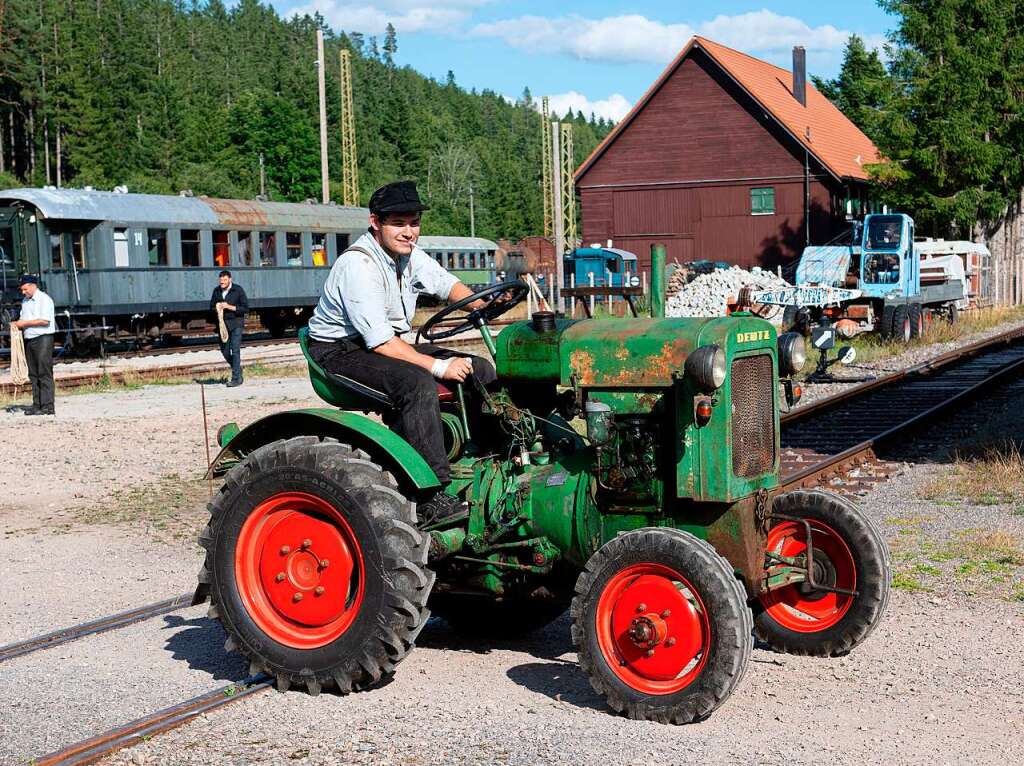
[792,46,807,107]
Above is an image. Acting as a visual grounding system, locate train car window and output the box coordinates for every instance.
[181,229,201,267]
[213,231,230,267]
[148,229,168,266]
[114,229,129,268]
[50,233,63,269]
[335,233,350,256]
[71,231,87,269]
[312,233,327,266]
[237,231,253,266]
[286,232,303,267]
[468,253,477,269]
[259,231,276,267]
[458,253,466,269]
[487,252,495,268]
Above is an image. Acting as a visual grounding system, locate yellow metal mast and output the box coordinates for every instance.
[560,122,577,248]
[541,97,553,238]
[339,49,359,206]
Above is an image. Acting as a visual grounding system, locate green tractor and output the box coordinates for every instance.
[194,271,890,724]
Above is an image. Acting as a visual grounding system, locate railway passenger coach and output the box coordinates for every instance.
[0,188,499,350]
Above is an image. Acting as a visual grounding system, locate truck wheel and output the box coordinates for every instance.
[879,304,896,339]
[197,436,434,694]
[433,594,570,637]
[948,303,959,324]
[891,305,911,343]
[572,528,751,724]
[755,490,890,656]
[909,303,924,339]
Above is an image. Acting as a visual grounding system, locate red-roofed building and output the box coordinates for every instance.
[575,37,883,272]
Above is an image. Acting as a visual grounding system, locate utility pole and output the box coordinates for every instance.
[316,30,330,204]
[258,153,266,197]
[551,122,564,313]
[339,49,360,206]
[469,184,476,238]
[541,97,553,238]
[560,122,577,251]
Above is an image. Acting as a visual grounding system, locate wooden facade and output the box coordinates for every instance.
[577,41,876,274]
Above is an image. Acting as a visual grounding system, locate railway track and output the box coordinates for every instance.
[13,324,1024,765]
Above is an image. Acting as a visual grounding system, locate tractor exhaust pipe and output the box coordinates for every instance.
[650,244,666,319]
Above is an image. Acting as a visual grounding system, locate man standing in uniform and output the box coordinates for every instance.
[307,181,496,521]
[12,274,56,415]
[210,269,249,387]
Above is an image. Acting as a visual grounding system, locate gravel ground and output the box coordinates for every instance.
[1,324,1023,766]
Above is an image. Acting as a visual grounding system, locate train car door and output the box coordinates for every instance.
[0,207,34,313]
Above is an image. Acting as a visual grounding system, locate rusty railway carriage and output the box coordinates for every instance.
[0,188,368,346]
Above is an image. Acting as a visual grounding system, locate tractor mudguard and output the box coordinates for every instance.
[205,408,441,491]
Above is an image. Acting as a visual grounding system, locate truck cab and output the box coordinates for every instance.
[859,213,917,300]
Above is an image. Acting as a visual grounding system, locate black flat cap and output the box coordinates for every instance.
[19,274,39,285]
[369,180,429,215]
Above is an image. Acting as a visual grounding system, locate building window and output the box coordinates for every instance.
[286,232,303,267]
[751,187,775,215]
[213,231,230,268]
[148,229,168,266]
[237,231,253,266]
[181,229,201,267]
[312,233,327,266]
[114,229,129,268]
[335,232,350,256]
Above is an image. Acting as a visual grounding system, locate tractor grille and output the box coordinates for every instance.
[731,354,776,477]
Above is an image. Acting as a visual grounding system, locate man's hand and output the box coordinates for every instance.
[215,301,226,311]
[10,319,23,329]
[440,357,473,382]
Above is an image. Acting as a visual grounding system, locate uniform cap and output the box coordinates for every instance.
[369,181,429,215]
[19,274,39,285]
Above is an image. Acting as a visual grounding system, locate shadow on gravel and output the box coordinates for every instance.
[415,614,574,661]
[161,614,249,681]
[505,660,607,713]
[193,376,230,385]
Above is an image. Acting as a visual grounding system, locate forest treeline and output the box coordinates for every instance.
[0,0,612,240]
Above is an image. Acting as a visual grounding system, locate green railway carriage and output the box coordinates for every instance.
[416,235,498,290]
[0,188,367,345]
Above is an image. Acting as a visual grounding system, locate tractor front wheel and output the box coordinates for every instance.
[197,436,434,694]
[572,528,751,724]
[756,490,890,656]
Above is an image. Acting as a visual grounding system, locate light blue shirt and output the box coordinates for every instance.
[309,232,459,348]
[20,289,56,339]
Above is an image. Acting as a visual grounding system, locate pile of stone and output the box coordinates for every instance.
[665,264,790,319]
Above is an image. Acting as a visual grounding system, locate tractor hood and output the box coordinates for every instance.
[495,315,776,387]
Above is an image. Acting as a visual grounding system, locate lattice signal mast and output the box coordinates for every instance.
[340,49,360,206]
[560,122,577,248]
[541,97,554,238]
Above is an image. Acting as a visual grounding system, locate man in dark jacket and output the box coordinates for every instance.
[209,270,249,386]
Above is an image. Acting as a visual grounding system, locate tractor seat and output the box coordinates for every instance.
[299,328,455,411]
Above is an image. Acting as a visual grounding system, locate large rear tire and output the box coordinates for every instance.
[572,528,751,724]
[755,490,890,657]
[879,304,896,339]
[909,303,924,339]
[891,304,911,343]
[197,436,434,694]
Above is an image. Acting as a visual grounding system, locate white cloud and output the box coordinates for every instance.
[545,91,632,122]
[472,10,884,67]
[289,1,485,35]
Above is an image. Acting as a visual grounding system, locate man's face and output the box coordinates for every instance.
[219,275,231,290]
[371,212,421,257]
[20,282,36,298]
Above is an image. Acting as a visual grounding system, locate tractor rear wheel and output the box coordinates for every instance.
[755,490,890,656]
[196,436,434,694]
[879,304,896,339]
[909,303,924,339]
[572,528,751,724]
[891,305,912,343]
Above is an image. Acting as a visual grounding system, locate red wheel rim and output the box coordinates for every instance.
[760,519,856,633]
[235,492,365,649]
[595,564,711,694]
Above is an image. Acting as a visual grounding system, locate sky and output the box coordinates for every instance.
[275,1,895,121]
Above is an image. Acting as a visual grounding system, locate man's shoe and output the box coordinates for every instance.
[226,379,242,388]
[418,491,467,524]
[41,407,55,416]
[24,407,42,416]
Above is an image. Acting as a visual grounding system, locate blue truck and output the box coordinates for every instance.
[753,213,980,343]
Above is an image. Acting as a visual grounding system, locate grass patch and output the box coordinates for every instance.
[892,572,931,592]
[79,473,210,543]
[919,441,1024,511]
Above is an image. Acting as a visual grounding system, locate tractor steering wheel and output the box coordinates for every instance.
[417,280,529,342]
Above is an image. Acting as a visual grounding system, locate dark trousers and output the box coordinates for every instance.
[220,324,243,382]
[24,334,55,411]
[309,338,496,484]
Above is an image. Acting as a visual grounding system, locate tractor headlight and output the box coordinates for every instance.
[685,344,727,393]
[777,332,806,376]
